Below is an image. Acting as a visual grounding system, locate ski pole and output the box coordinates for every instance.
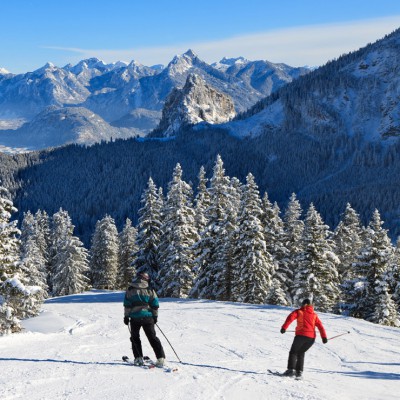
[156,323,182,363]
[328,331,351,341]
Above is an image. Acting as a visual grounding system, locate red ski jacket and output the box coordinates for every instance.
[282,305,327,339]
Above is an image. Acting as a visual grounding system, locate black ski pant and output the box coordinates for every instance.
[287,335,315,372]
[129,318,165,360]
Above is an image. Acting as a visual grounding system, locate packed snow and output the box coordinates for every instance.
[0,290,398,400]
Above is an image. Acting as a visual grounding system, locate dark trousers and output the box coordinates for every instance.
[129,318,165,360]
[287,335,315,372]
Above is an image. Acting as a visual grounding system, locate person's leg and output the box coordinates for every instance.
[287,336,303,370]
[142,320,165,359]
[129,319,143,358]
[295,337,315,372]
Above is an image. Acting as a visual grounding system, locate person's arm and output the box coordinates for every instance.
[149,290,160,320]
[123,290,130,323]
[281,310,298,332]
[315,316,327,341]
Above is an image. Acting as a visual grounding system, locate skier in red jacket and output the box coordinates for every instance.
[280,298,328,378]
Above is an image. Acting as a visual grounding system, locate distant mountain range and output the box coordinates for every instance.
[0,51,308,150]
[1,28,400,244]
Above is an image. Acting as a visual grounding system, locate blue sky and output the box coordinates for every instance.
[1,0,400,73]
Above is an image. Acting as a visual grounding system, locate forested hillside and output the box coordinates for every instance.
[1,122,400,246]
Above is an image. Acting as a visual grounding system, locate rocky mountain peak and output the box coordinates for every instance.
[155,73,235,137]
[167,49,200,75]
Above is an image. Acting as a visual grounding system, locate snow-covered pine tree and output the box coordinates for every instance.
[334,204,365,313]
[190,155,236,300]
[262,193,290,305]
[20,212,48,294]
[52,236,90,297]
[231,173,274,304]
[292,203,340,312]
[333,203,364,284]
[388,237,400,307]
[352,210,395,322]
[133,177,163,289]
[158,164,199,298]
[35,210,51,256]
[116,218,137,289]
[267,278,290,305]
[223,176,241,301]
[90,215,119,290]
[371,277,400,327]
[48,208,70,291]
[34,210,51,278]
[50,209,89,296]
[283,193,305,303]
[194,166,210,234]
[0,185,42,334]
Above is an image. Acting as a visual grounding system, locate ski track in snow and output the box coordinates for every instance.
[0,290,399,400]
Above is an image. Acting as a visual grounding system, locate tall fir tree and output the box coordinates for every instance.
[158,164,199,298]
[283,193,305,303]
[370,277,400,327]
[0,185,43,334]
[334,204,365,313]
[333,203,364,284]
[52,235,90,297]
[351,210,395,321]
[117,218,138,289]
[292,204,340,312]
[133,177,163,289]
[262,193,290,305]
[389,237,400,310]
[194,166,210,234]
[50,209,89,296]
[231,174,275,304]
[190,155,236,300]
[20,212,48,293]
[90,215,119,289]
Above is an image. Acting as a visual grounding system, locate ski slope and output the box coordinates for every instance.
[0,290,399,400]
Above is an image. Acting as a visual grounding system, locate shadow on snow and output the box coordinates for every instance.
[180,361,264,375]
[0,357,124,366]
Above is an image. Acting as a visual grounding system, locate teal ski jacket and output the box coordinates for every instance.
[123,278,159,320]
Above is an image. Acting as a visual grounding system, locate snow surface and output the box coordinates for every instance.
[1,290,399,400]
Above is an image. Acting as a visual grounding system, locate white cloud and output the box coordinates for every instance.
[45,16,400,67]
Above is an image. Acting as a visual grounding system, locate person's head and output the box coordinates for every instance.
[301,298,311,307]
[137,272,150,282]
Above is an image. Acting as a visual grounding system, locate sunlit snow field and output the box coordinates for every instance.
[0,290,399,400]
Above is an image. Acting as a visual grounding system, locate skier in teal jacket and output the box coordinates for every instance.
[123,272,165,367]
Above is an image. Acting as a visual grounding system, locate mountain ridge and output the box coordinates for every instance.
[0,50,309,149]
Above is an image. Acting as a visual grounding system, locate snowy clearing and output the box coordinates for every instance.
[0,290,399,400]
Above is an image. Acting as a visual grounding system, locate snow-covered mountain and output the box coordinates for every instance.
[155,74,235,137]
[1,290,398,400]
[0,106,137,150]
[0,63,90,118]
[231,28,400,141]
[0,50,308,149]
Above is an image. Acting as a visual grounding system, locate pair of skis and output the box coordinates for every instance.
[122,356,178,373]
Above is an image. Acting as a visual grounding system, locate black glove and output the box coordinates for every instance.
[153,316,158,324]
[124,316,129,325]
[280,328,286,334]
[322,337,328,344]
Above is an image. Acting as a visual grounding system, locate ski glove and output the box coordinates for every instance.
[280,328,286,334]
[322,337,328,344]
[124,316,130,325]
[153,316,158,324]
